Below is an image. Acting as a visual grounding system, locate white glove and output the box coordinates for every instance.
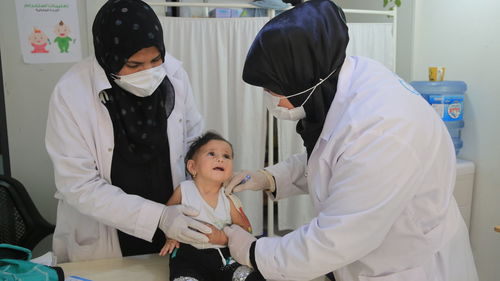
[223,225,257,267]
[224,169,275,196]
[158,205,211,244]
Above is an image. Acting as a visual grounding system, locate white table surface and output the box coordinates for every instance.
[59,254,328,281]
[59,254,168,281]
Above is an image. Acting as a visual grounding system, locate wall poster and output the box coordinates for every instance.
[15,0,82,64]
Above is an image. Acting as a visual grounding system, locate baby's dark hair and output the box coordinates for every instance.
[185,131,233,174]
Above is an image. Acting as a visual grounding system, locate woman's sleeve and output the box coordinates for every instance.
[265,152,308,200]
[45,85,164,242]
[254,132,424,280]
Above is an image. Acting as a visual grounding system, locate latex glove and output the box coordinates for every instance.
[223,224,257,267]
[224,169,275,196]
[158,205,211,245]
[204,223,228,245]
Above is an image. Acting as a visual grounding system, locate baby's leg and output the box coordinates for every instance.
[169,244,205,281]
[218,264,265,281]
[170,260,204,281]
[215,247,264,281]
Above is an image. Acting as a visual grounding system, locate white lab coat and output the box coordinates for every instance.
[258,56,478,281]
[45,53,203,262]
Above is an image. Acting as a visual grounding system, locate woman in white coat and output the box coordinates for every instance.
[223,0,479,280]
[45,0,211,262]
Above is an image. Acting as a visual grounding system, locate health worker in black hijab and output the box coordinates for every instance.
[242,0,348,157]
[224,0,478,280]
[46,0,211,262]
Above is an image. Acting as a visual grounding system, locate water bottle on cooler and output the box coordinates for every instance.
[410,81,467,155]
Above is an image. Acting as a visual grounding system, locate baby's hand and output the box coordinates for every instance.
[204,224,228,245]
[160,238,180,256]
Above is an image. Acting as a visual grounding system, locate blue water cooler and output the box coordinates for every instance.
[410,81,467,155]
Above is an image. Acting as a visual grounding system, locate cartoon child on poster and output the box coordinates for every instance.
[28,27,50,53]
[53,20,75,53]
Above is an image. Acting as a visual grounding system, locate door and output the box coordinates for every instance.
[0,53,10,176]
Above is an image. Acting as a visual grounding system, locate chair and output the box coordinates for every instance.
[0,175,55,250]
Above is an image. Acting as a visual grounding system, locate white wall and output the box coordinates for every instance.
[335,0,415,81]
[412,1,500,280]
[0,0,91,254]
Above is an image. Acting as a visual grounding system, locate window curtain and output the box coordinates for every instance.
[160,17,269,235]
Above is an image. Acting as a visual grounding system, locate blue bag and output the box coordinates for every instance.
[0,244,64,281]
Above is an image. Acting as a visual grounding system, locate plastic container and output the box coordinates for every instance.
[410,81,467,155]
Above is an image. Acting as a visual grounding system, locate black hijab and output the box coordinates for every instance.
[92,0,174,255]
[242,0,349,157]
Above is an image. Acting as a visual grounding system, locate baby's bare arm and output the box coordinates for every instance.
[160,238,180,256]
[160,187,182,256]
[166,186,182,205]
[228,196,252,232]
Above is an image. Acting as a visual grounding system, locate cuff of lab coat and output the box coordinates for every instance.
[135,201,165,242]
[264,166,291,200]
[254,236,282,280]
[249,241,265,279]
[259,169,277,200]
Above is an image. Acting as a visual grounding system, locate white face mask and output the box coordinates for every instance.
[264,93,306,121]
[112,64,167,97]
[264,68,337,121]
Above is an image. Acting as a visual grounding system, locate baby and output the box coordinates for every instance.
[161,131,263,281]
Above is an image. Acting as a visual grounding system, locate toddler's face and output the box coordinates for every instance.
[190,140,233,184]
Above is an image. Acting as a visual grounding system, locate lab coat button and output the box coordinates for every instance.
[108,148,113,152]
[305,171,309,177]
[179,118,182,123]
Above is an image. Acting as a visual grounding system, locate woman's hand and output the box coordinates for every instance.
[204,223,228,245]
[223,225,256,267]
[158,205,212,244]
[160,238,180,256]
[224,170,275,196]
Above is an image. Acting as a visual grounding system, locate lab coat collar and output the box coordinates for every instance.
[318,56,355,142]
[91,52,183,97]
[91,56,112,96]
[163,52,183,78]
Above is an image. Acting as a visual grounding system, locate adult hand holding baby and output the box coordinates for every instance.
[158,205,212,244]
[204,223,228,245]
[223,224,257,268]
